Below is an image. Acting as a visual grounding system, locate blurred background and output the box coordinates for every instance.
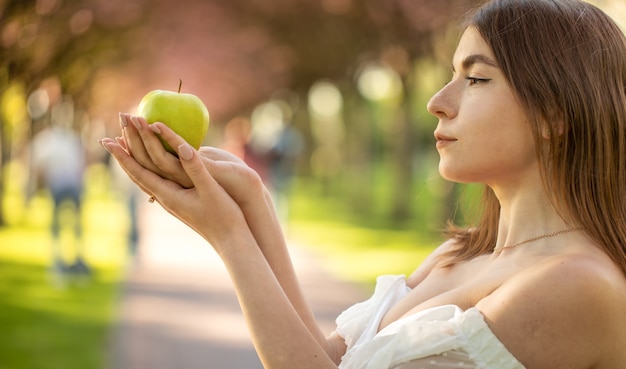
[1,0,624,368]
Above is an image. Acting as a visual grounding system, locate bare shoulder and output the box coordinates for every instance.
[478,251,626,368]
[406,238,459,288]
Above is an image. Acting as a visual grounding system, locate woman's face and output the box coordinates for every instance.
[427,27,537,188]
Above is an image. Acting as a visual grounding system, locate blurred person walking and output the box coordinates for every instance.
[268,121,303,224]
[31,97,91,285]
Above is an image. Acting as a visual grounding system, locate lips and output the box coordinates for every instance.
[434,132,457,148]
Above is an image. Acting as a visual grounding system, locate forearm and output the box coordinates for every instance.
[217,232,338,369]
[103,127,337,363]
[241,187,332,353]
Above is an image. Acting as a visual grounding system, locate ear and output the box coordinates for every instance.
[541,119,565,139]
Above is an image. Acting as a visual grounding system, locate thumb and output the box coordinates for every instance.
[177,143,214,190]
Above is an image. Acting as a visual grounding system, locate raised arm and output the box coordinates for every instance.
[100,114,343,367]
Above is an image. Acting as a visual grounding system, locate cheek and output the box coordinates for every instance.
[437,130,535,183]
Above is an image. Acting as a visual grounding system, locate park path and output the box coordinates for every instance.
[106,199,370,369]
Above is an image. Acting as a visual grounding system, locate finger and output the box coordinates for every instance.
[149,121,191,153]
[174,140,217,196]
[132,117,183,169]
[114,136,129,153]
[131,122,193,188]
[123,114,194,188]
[120,113,159,173]
[145,122,194,187]
[149,122,245,168]
[198,146,246,164]
[100,137,181,203]
[100,137,158,196]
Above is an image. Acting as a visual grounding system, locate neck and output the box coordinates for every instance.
[492,181,571,251]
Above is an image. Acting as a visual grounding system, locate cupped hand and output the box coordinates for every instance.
[118,113,261,200]
[101,115,269,248]
[119,112,266,207]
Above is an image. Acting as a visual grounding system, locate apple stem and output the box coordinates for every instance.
[178,79,182,93]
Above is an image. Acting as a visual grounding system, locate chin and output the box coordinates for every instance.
[438,163,458,182]
[438,165,474,185]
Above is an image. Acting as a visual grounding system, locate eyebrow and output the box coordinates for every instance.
[452,54,499,72]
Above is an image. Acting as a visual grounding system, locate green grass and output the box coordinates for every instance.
[0,162,130,369]
[0,258,121,369]
[286,179,441,286]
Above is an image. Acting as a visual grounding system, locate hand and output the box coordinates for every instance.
[100,119,263,249]
[117,113,266,209]
[118,113,194,188]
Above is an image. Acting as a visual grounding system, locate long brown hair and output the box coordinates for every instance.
[444,0,626,274]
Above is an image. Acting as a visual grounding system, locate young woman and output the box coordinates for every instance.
[100,0,626,367]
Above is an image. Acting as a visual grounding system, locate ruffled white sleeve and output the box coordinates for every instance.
[336,275,410,350]
[335,275,526,369]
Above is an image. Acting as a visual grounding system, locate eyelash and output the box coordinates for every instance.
[465,76,491,86]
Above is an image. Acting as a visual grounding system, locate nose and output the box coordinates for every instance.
[427,83,456,120]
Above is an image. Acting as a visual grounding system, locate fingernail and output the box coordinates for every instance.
[99,139,112,153]
[130,116,142,130]
[119,113,128,128]
[178,143,194,160]
[149,124,161,134]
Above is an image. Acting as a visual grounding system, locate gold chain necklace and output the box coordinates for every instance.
[495,227,585,252]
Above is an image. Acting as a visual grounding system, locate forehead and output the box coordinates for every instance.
[452,26,497,69]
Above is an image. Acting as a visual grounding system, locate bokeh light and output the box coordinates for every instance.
[357,63,402,102]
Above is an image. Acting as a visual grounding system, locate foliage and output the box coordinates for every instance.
[0,0,145,99]
[0,0,148,226]
[286,174,443,285]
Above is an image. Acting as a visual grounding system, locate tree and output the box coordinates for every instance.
[0,0,147,226]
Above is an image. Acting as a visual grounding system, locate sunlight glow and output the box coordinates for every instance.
[357,63,402,102]
[308,80,343,119]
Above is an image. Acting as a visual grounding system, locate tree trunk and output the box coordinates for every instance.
[390,106,414,223]
[0,115,8,227]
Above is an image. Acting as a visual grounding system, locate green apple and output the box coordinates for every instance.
[137,81,210,154]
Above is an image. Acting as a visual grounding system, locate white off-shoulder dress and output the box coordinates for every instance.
[336,275,526,369]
